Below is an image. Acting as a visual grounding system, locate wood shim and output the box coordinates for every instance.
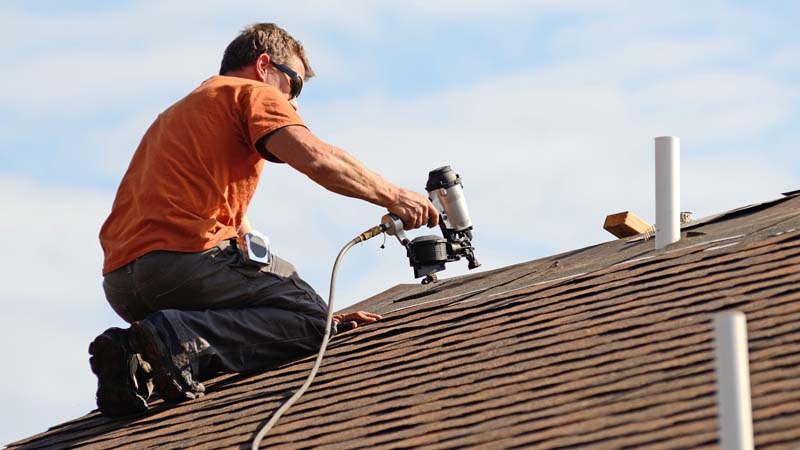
[604,211,653,238]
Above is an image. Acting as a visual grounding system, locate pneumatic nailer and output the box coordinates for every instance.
[381,166,480,284]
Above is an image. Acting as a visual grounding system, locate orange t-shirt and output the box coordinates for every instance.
[99,76,305,275]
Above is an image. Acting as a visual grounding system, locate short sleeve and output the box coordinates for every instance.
[238,84,307,154]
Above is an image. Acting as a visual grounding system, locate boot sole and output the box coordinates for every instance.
[130,321,203,404]
[89,333,148,417]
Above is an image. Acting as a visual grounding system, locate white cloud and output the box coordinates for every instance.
[767,48,800,76]
[0,176,111,309]
[682,152,797,215]
[629,72,791,142]
[384,0,627,19]
[82,109,163,178]
[0,43,219,115]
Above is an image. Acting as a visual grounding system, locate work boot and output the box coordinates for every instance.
[129,320,205,403]
[133,353,155,400]
[89,327,152,417]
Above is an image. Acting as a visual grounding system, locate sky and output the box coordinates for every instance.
[1,0,799,445]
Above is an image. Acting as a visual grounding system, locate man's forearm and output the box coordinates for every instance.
[305,143,400,207]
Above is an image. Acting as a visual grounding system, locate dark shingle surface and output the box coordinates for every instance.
[7,194,800,450]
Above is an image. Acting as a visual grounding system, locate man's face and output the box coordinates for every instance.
[264,57,305,110]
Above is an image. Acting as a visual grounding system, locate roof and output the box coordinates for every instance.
[7,193,800,450]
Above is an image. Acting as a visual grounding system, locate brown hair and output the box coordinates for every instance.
[219,23,315,78]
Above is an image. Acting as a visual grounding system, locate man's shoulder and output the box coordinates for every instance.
[164,76,283,118]
[201,75,256,88]
[197,75,283,99]
[175,76,301,131]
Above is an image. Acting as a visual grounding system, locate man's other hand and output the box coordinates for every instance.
[333,311,382,332]
[387,189,440,230]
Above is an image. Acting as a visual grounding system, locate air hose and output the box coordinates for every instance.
[252,224,386,450]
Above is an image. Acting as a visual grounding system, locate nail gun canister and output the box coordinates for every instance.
[409,235,449,264]
[426,166,473,232]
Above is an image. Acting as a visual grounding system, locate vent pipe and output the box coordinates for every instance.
[655,136,680,249]
[713,311,754,450]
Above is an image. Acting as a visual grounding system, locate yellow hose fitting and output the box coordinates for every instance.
[357,225,385,243]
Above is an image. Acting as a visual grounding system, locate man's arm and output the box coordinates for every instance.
[261,125,438,229]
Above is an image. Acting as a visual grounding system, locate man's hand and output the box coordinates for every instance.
[333,311,382,332]
[387,188,440,230]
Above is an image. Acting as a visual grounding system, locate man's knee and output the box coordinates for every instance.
[305,314,330,349]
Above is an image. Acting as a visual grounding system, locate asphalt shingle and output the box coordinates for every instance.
[7,194,800,450]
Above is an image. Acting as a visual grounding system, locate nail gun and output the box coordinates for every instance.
[382,166,481,284]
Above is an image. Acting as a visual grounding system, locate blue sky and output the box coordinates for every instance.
[2,0,799,445]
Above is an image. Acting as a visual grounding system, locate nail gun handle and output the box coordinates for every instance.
[381,214,409,245]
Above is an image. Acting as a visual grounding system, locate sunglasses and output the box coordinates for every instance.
[272,62,303,100]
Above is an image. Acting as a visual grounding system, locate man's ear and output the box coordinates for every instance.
[255,53,271,82]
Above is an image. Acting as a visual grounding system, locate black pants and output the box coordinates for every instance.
[102,239,328,381]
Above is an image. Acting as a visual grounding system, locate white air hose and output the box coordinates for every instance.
[251,225,385,449]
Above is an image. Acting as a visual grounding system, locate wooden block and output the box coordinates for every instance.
[604,211,652,238]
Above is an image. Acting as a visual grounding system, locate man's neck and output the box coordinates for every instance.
[221,66,260,82]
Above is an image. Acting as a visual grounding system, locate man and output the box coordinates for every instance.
[90,23,438,417]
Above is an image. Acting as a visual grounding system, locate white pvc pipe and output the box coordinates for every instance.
[713,311,754,450]
[655,136,680,249]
